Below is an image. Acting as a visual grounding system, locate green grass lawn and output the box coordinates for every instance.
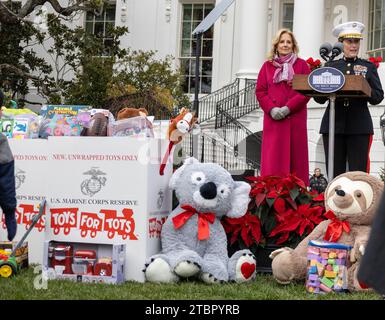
[0,267,382,300]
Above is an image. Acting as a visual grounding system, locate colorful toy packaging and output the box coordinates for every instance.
[0,115,41,139]
[0,118,14,138]
[81,109,115,136]
[306,240,352,294]
[38,105,92,138]
[43,240,126,284]
[39,112,91,138]
[40,105,91,119]
[108,116,154,138]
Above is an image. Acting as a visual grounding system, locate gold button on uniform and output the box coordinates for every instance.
[346,70,351,74]
[347,63,351,67]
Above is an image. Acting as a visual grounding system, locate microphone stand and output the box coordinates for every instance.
[322,51,340,179]
[328,93,336,179]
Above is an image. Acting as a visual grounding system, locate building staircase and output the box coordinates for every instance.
[181,78,262,175]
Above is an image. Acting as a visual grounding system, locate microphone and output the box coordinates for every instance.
[319,43,332,61]
[329,42,344,61]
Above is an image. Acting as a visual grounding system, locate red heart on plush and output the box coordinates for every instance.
[359,281,370,289]
[241,262,256,279]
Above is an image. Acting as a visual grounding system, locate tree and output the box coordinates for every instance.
[0,0,106,105]
[41,13,128,105]
[0,0,189,111]
[106,50,190,111]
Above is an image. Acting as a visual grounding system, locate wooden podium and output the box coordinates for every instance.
[293,74,371,98]
[292,74,372,179]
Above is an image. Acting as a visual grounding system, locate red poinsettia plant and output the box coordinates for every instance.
[369,56,383,69]
[222,174,326,253]
[306,57,322,71]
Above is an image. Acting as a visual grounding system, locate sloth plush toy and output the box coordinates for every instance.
[270,171,383,291]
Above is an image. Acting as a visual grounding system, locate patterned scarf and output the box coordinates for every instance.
[272,53,298,83]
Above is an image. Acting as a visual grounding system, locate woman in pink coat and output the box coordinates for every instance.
[256,29,311,186]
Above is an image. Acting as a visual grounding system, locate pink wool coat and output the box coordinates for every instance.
[256,58,311,186]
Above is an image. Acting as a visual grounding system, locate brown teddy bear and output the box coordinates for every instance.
[270,171,383,291]
[116,107,148,120]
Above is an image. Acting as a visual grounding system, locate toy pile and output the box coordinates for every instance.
[0,106,40,139]
[306,240,352,294]
[0,104,161,139]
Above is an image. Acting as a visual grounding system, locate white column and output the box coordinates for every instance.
[236,0,269,79]
[293,0,324,60]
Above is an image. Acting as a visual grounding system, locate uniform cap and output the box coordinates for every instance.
[332,21,365,40]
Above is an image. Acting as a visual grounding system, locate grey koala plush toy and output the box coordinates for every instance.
[144,157,256,283]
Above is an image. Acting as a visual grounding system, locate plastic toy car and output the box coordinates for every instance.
[0,252,17,278]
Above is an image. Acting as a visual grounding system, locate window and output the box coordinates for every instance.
[85,3,116,55]
[281,1,294,30]
[180,3,214,94]
[368,0,385,57]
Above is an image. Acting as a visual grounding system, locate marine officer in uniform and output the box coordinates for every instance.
[315,21,384,178]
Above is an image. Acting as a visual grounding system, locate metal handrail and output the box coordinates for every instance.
[215,80,259,127]
[181,78,261,172]
[214,107,261,170]
[181,131,260,173]
[193,78,240,123]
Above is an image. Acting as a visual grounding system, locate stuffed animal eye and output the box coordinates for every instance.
[191,172,206,185]
[218,184,230,197]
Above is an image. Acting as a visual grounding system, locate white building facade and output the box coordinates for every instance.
[26,0,385,177]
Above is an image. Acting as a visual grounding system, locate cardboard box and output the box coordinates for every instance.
[0,241,29,269]
[45,137,172,282]
[0,139,48,265]
[42,240,125,284]
[1,137,173,281]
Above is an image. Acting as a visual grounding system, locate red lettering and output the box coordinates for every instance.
[101,208,138,240]
[50,208,78,235]
[148,217,157,238]
[19,204,46,232]
[79,212,103,238]
[148,216,167,239]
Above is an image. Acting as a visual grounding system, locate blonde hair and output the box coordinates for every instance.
[267,29,299,61]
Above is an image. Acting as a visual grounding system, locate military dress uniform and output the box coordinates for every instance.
[315,22,384,177]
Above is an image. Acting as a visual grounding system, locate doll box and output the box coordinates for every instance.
[306,240,352,294]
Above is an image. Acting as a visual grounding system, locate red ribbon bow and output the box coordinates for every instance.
[323,210,351,242]
[172,205,216,240]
